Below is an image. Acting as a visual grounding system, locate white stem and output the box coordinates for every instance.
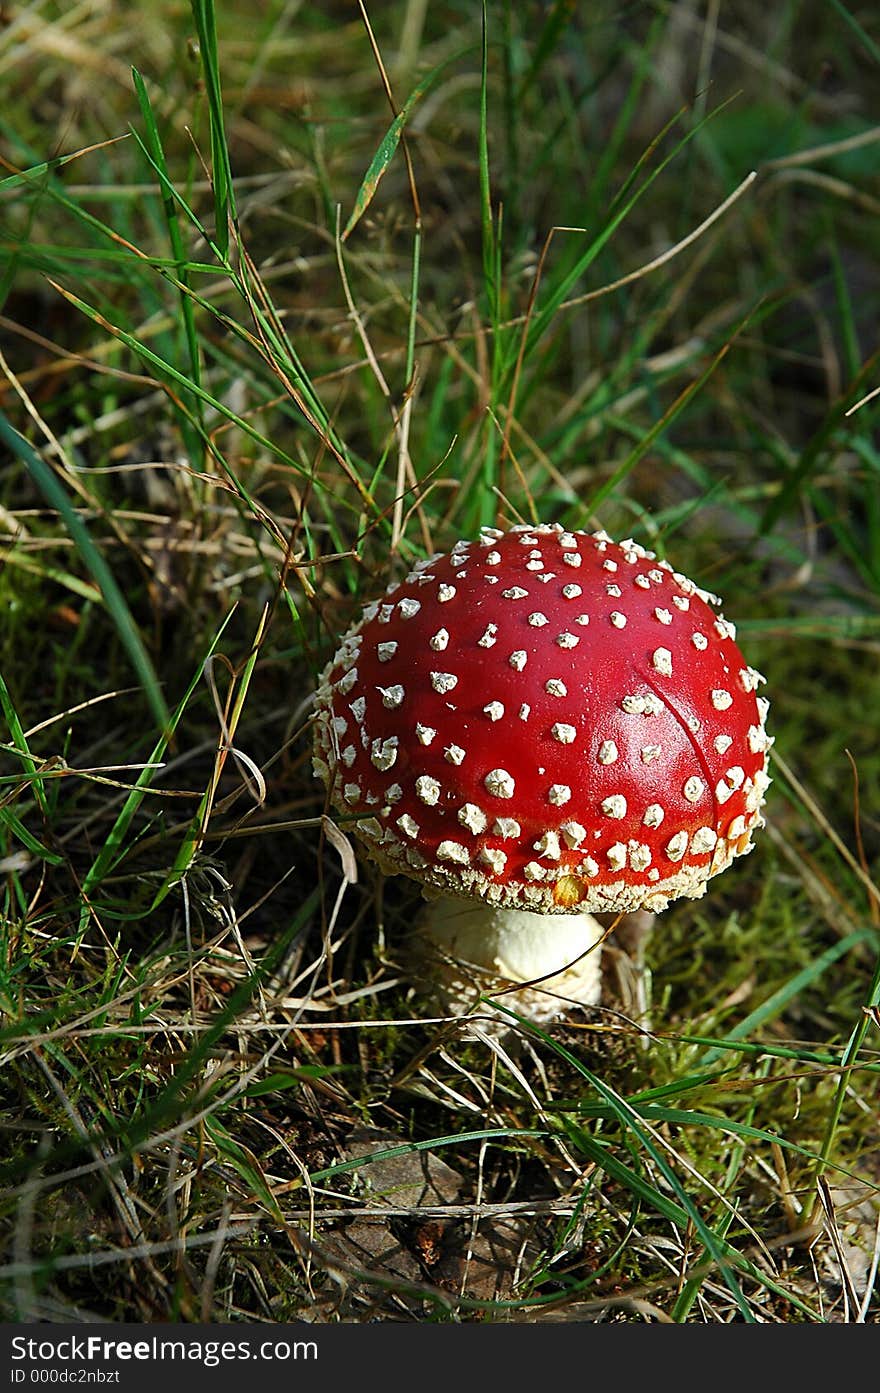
[414,898,606,1026]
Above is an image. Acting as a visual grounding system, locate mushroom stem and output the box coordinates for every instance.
[413,898,606,1026]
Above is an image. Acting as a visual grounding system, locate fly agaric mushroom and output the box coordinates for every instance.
[312,524,771,1023]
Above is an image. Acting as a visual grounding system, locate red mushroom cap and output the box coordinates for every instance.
[313,525,771,914]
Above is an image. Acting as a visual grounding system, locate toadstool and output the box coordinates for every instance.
[312,524,771,1024]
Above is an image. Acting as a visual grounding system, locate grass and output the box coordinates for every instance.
[0,0,878,1324]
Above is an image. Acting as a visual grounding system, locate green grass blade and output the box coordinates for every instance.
[0,804,63,866]
[497,1008,765,1320]
[150,606,267,910]
[0,415,170,735]
[344,106,409,241]
[826,0,880,63]
[0,668,48,817]
[204,1115,287,1221]
[189,0,236,258]
[306,1128,547,1187]
[343,46,470,241]
[699,928,878,1066]
[808,948,880,1219]
[131,66,204,446]
[522,98,740,366]
[81,611,235,895]
[759,349,880,535]
[516,0,578,100]
[479,1,497,322]
[586,322,747,515]
[42,281,315,493]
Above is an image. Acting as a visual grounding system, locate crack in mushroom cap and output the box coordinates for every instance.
[313,524,772,915]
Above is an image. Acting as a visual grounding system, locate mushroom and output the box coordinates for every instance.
[312,524,771,1024]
